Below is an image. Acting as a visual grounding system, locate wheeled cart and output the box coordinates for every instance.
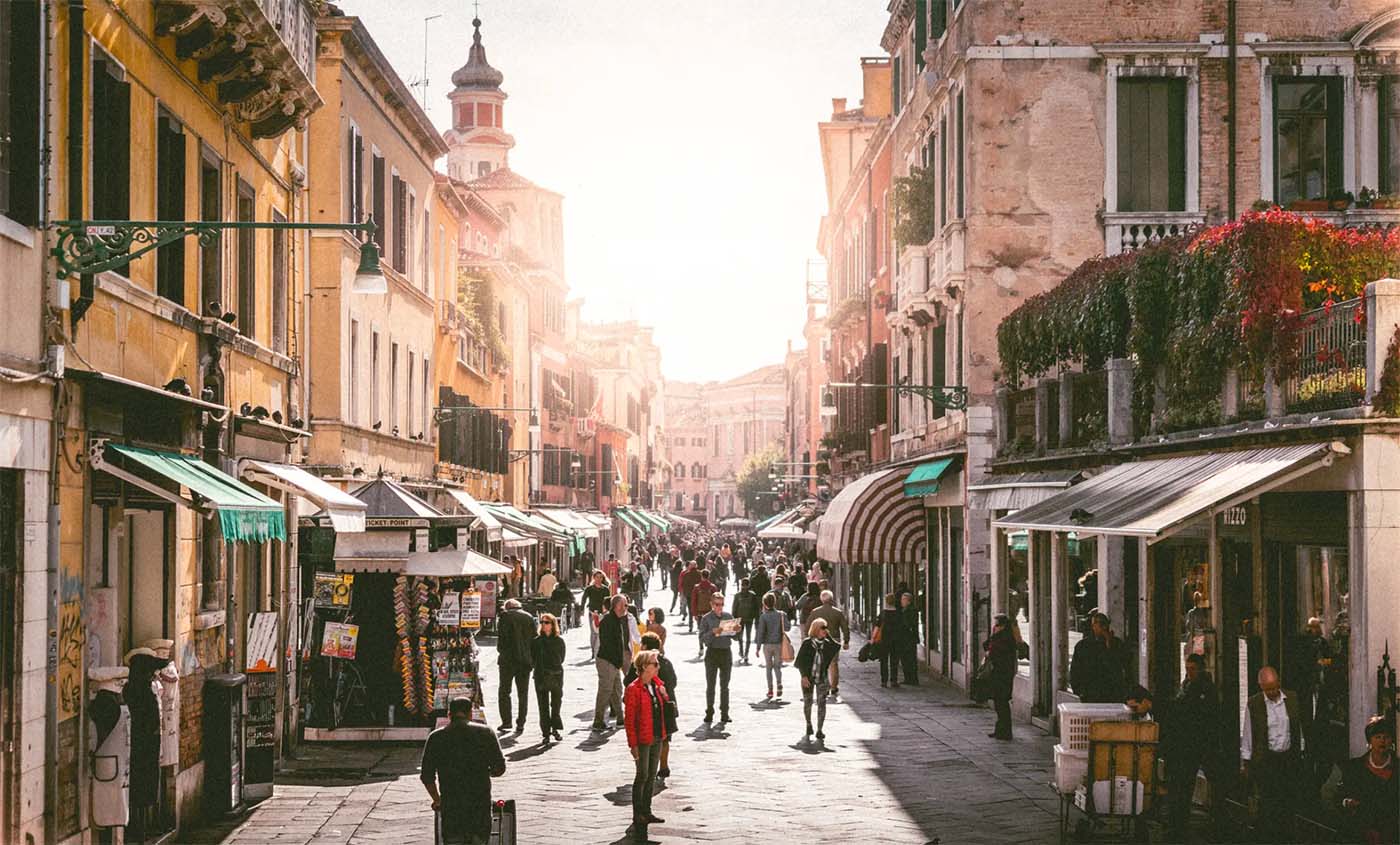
[1056,720,1159,843]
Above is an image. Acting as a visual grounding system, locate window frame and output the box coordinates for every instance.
[1273,75,1344,205]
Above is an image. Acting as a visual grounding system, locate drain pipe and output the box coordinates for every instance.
[1227,0,1238,219]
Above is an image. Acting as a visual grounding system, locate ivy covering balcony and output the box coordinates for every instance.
[995,210,1400,443]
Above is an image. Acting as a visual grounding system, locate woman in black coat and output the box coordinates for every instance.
[982,614,1017,740]
[1340,716,1399,844]
[531,613,566,744]
[874,593,904,688]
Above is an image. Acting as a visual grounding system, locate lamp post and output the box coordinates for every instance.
[821,380,969,415]
[51,217,387,294]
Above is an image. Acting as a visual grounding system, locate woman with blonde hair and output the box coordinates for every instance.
[623,649,671,832]
[531,612,566,744]
[793,618,840,742]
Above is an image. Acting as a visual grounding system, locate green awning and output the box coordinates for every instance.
[638,509,670,531]
[613,507,649,534]
[106,444,285,542]
[903,457,956,498]
[755,506,797,531]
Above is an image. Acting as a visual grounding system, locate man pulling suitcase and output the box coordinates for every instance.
[422,698,507,844]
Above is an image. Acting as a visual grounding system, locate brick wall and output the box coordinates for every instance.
[178,670,204,771]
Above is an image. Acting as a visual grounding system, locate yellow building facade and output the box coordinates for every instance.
[47,1,323,841]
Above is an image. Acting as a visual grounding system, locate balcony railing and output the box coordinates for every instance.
[1285,297,1368,414]
[1104,212,1206,256]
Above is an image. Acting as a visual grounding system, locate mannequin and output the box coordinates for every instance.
[88,665,130,829]
[124,647,165,843]
[142,639,180,768]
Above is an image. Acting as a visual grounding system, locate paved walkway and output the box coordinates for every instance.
[192,578,1061,844]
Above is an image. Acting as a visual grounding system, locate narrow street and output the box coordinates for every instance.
[192,577,1059,845]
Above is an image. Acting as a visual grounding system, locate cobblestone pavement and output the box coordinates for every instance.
[192,578,1061,844]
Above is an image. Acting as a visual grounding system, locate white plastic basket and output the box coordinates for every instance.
[1056,703,1130,752]
[1054,743,1088,794]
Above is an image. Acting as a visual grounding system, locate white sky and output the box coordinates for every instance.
[340,1,889,383]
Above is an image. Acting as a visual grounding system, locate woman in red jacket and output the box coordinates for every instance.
[624,649,670,831]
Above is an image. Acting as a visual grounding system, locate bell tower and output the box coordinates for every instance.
[443,16,515,181]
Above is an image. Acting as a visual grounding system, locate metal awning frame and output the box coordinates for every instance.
[90,439,211,515]
[994,443,1347,544]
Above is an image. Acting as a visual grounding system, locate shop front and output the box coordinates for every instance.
[815,466,927,636]
[992,436,1400,815]
[299,479,510,742]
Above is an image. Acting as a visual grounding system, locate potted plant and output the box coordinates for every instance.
[1357,186,1377,209]
[1327,189,1354,211]
[1288,197,1331,211]
[1374,193,1400,210]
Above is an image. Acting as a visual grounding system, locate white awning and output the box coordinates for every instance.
[503,527,537,548]
[335,547,512,577]
[968,470,1083,513]
[239,460,367,533]
[535,507,600,538]
[758,523,817,541]
[994,442,1348,541]
[581,512,613,531]
[443,488,504,542]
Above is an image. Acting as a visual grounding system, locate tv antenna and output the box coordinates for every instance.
[417,13,444,108]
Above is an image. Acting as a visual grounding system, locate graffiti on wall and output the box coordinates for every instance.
[56,599,85,720]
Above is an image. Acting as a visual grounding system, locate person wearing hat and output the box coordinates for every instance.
[1339,716,1399,844]
[125,647,167,842]
[89,666,130,829]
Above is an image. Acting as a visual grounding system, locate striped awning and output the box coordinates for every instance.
[816,467,926,566]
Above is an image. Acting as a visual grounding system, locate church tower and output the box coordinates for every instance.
[443,17,514,181]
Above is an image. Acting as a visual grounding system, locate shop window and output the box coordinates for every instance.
[926,509,941,653]
[1117,77,1186,212]
[156,113,186,304]
[949,509,963,663]
[1274,77,1342,205]
[1003,528,1031,677]
[1061,534,1097,691]
[236,180,255,339]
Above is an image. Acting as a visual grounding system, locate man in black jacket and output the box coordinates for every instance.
[495,599,536,733]
[1164,654,1220,841]
[421,697,506,844]
[592,594,631,732]
[1069,612,1127,704]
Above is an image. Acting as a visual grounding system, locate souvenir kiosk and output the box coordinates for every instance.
[299,478,511,740]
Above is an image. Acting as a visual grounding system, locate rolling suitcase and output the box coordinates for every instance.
[434,800,516,845]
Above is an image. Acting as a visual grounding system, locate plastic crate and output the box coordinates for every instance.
[1056,702,1130,752]
[1054,743,1088,794]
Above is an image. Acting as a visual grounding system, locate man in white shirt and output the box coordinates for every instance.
[1240,666,1302,841]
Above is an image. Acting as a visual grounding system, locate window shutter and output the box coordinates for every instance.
[892,57,902,116]
[372,155,385,249]
[1326,76,1344,198]
[931,0,947,40]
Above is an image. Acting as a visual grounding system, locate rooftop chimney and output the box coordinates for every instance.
[831,97,847,116]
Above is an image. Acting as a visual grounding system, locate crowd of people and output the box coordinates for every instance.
[419,533,1399,845]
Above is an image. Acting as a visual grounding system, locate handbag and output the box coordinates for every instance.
[781,631,796,663]
[970,659,997,703]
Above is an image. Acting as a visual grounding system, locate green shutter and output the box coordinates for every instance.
[892,56,902,116]
[1326,76,1344,198]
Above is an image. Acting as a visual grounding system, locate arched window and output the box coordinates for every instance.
[691,462,703,479]
[675,462,685,479]
[675,493,684,510]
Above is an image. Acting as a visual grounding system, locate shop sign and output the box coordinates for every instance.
[476,578,497,618]
[313,572,354,607]
[437,591,462,627]
[1222,506,1248,527]
[321,622,360,659]
[461,591,482,629]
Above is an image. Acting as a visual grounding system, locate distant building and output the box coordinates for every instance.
[702,365,787,521]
